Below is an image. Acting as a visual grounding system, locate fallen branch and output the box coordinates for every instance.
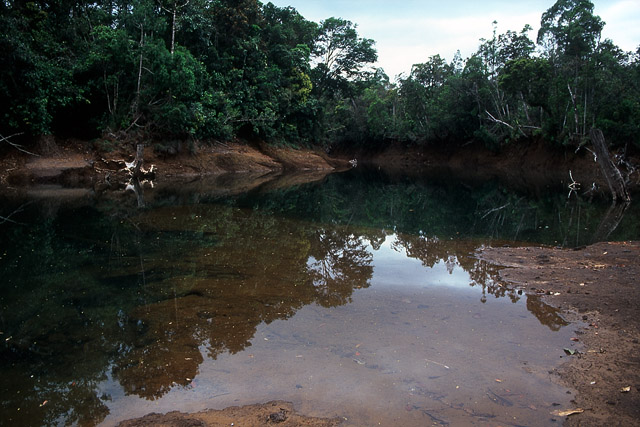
[568,170,580,198]
[0,133,39,156]
[590,128,630,202]
[481,202,510,219]
[485,110,526,137]
[485,110,514,130]
[0,214,21,225]
[124,114,143,133]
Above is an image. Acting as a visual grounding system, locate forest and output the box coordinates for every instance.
[1,0,639,154]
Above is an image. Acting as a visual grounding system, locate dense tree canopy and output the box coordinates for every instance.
[0,0,638,152]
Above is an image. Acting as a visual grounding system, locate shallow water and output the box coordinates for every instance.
[0,170,636,426]
[99,234,574,426]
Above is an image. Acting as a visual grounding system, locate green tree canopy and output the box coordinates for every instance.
[311,17,377,97]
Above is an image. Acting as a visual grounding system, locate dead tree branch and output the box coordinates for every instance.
[590,128,630,203]
[0,133,39,156]
[485,110,526,137]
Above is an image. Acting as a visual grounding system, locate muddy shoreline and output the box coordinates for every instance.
[478,241,640,426]
[0,137,352,192]
[1,137,638,197]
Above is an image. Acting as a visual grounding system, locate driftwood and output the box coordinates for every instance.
[0,133,39,156]
[133,143,144,177]
[589,128,631,203]
[125,178,147,208]
[100,143,155,179]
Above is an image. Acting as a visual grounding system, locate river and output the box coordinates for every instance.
[1,168,638,425]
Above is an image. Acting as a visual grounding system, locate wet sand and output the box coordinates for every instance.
[478,241,640,426]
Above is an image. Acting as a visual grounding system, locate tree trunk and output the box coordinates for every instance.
[589,128,630,203]
[133,143,144,177]
[134,25,144,114]
[170,7,176,54]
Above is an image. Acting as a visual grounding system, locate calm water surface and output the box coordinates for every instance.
[1,169,638,426]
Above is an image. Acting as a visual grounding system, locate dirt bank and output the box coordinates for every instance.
[117,401,340,427]
[359,140,640,196]
[2,137,638,199]
[0,137,350,191]
[478,241,640,426]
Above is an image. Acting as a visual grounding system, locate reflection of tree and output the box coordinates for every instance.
[591,201,630,243]
[390,232,572,328]
[472,183,635,248]
[525,294,569,331]
[112,205,374,399]
[113,295,205,400]
[240,169,637,247]
[0,210,126,426]
[307,227,373,307]
[392,233,520,303]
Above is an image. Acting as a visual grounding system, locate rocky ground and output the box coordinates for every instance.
[117,401,341,427]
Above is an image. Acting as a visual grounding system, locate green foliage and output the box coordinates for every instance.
[312,17,378,98]
[0,0,637,152]
[0,2,81,135]
[537,0,604,59]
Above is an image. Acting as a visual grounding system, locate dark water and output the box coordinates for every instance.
[0,169,637,426]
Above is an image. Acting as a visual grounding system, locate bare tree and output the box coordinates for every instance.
[159,0,190,55]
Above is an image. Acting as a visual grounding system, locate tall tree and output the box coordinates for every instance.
[311,17,377,98]
[537,0,605,141]
[537,0,604,59]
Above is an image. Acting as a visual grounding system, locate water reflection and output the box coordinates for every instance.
[0,170,637,425]
[373,233,569,331]
[308,228,374,304]
[526,294,569,331]
[393,234,520,302]
[106,205,378,401]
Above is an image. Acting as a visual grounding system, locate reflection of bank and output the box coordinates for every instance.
[114,206,375,399]
[525,294,569,331]
[380,233,520,302]
[370,233,571,330]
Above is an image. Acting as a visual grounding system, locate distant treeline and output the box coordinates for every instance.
[1,0,638,152]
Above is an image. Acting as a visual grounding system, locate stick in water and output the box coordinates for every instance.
[425,358,450,369]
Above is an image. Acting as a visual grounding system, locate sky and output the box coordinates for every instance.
[267,0,640,80]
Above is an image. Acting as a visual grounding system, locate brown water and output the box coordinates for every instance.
[0,173,602,426]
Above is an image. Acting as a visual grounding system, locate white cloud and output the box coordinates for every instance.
[598,0,640,52]
[268,0,640,80]
[358,13,541,80]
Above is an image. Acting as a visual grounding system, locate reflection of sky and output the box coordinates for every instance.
[369,234,472,290]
